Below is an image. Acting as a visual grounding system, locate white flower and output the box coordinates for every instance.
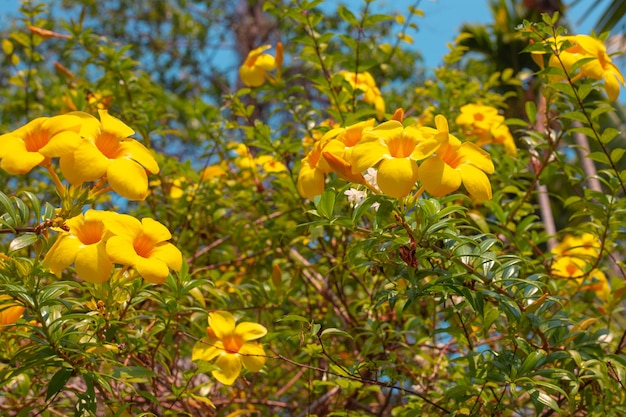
[363,168,378,187]
[344,188,366,207]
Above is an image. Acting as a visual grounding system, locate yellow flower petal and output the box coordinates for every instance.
[419,156,462,197]
[99,109,135,138]
[350,141,387,174]
[209,311,236,339]
[74,243,112,283]
[213,353,242,385]
[458,164,492,201]
[254,54,276,71]
[0,295,24,326]
[134,255,170,284]
[62,140,109,183]
[458,143,494,174]
[377,157,419,198]
[38,130,81,158]
[297,162,325,199]
[105,235,138,266]
[141,218,172,242]
[239,342,266,372]
[1,141,45,174]
[43,234,81,276]
[150,243,183,272]
[235,322,268,342]
[103,214,142,238]
[119,140,159,174]
[192,337,222,362]
[107,158,149,200]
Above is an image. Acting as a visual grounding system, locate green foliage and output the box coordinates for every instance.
[0,0,625,416]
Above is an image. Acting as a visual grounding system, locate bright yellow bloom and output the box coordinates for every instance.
[239,44,281,87]
[192,311,267,385]
[255,155,287,173]
[104,214,182,284]
[60,110,159,201]
[540,34,625,101]
[0,295,24,327]
[297,139,332,199]
[320,118,375,183]
[0,115,82,174]
[200,164,228,181]
[551,233,609,300]
[490,123,517,157]
[551,233,601,278]
[351,119,445,198]
[456,104,517,156]
[456,104,502,133]
[340,71,385,119]
[43,210,117,283]
[418,115,494,201]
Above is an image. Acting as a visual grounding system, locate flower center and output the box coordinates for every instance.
[95,131,123,159]
[222,334,243,354]
[473,113,484,122]
[24,130,51,152]
[76,219,106,245]
[133,233,155,259]
[386,134,415,158]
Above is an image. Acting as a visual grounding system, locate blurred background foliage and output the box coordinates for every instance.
[0,0,626,416]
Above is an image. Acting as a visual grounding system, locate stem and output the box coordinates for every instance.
[45,163,66,195]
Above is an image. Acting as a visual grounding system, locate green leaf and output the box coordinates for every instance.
[337,5,359,26]
[587,151,610,165]
[9,234,38,252]
[600,128,620,145]
[576,83,594,101]
[518,349,547,376]
[525,101,537,126]
[315,189,336,219]
[0,191,17,223]
[548,82,575,98]
[570,126,596,138]
[530,388,562,413]
[276,314,311,323]
[560,111,588,124]
[46,368,73,400]
[320,327,353,339]
[611,148,625,164]
[19,191,41,223]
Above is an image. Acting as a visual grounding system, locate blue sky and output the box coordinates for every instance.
[1,0,623,101]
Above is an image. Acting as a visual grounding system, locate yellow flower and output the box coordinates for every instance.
[351,119,445,198]
[320,119,375,183]
[456,104,502,133]
[542,34,625,101]
[43,210,117,283]
[551,233,601,277]
[551,234,610,300]
[0,295,24,327]
[59,110,159,201]
[418,115,495,201]
[255,155,287,173]
[340,71,385,119]
[239,44,281,87]
[490,123,517,157]
[297,139,331,199]
[200,164,228,181]
[192,311,267,385]
[104,214,182,284]
[456,104,517,156]
[0,115,82,174]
